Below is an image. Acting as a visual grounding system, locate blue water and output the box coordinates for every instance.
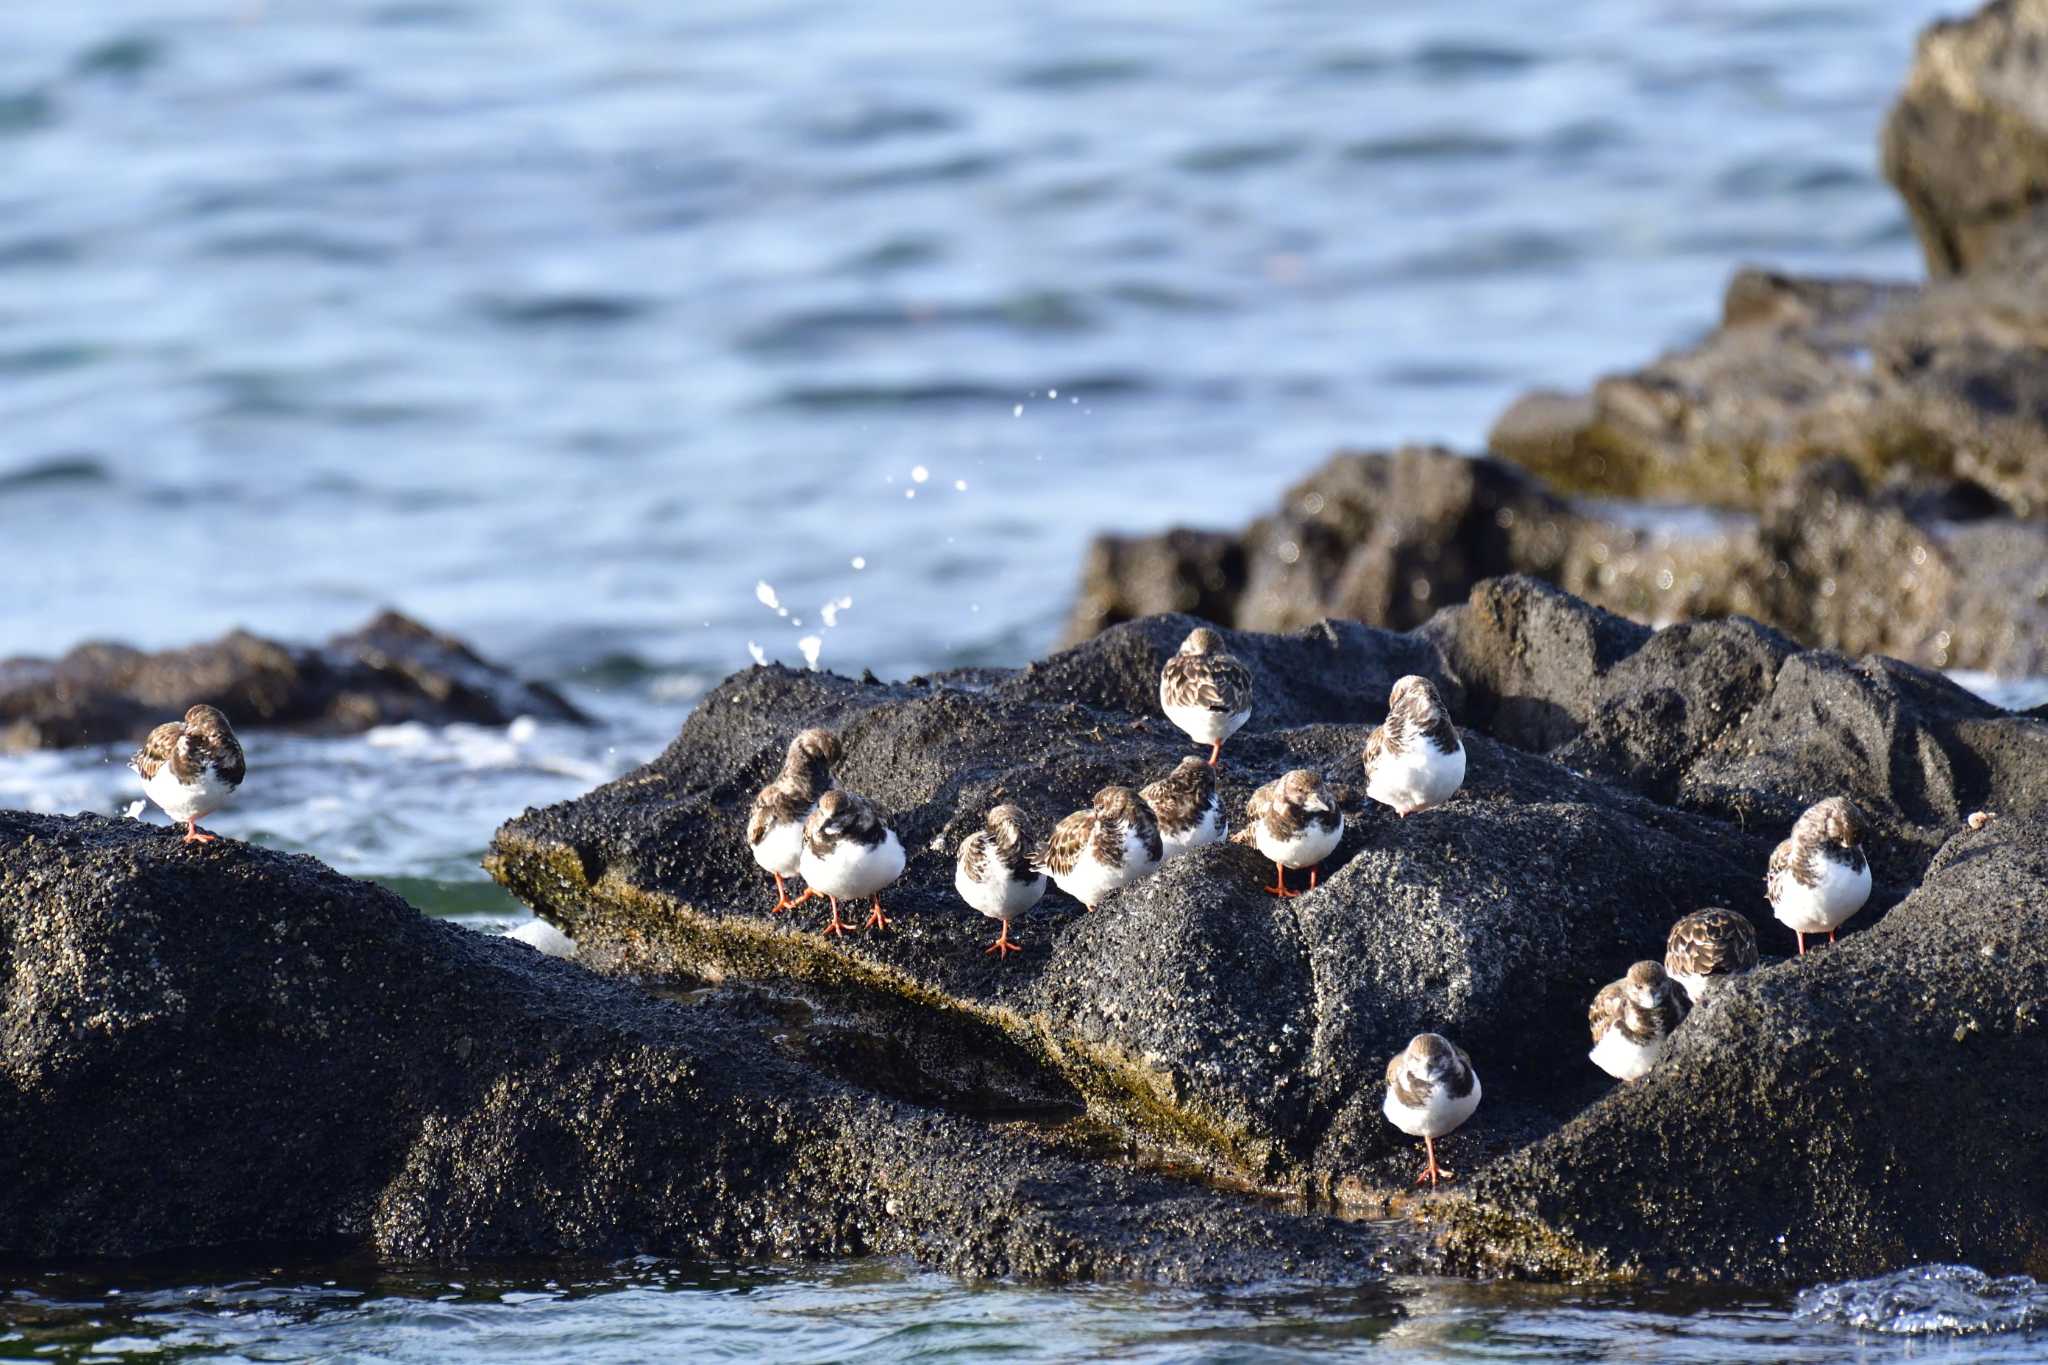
[7,0,2039,1356]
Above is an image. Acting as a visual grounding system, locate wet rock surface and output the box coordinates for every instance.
[1443,814,2048,1283]
[490,583,2048,1279]
[1062,444,2048,675]
[0,809,1387,1283]
[0,610,586,752]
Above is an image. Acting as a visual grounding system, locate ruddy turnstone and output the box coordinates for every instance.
[1663,907,1759,1002]
[1159,627,1253,766]
[1234,768,1343,897]
[129,704,245,844]
[1766,797,1872,955]
[1361,675,1464,817]
[1588,961,1691,1082]
[1037,785,1163,911]
[954,803,1045,957]
[746,727,841,913]
[1382,1033,1481,1187]
[1140,756,1225,860]
[799,788,905,936]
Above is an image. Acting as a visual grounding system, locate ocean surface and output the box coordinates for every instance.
[6,0,2045,1358]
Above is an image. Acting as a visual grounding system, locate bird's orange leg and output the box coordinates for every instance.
[822,897,852,937]
[770,874,797,914]
[1415,1134,1456,1186]
[1827,929,1837,944]
[1795,931,1806,956]
[863,897,893,932]
[1308,865,1320,891]
[1264,862,1299,898]
[182,820,219,845]
[985,923,1022,956]
[1208,740,1222,767]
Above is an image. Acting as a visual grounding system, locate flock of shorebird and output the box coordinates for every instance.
[124,625,1877,1190]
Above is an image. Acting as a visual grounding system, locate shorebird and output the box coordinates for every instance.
[1766,797,1872,955]
[1664,907,1759,1002]
[1038,785,1163,911]
[1159,627,1253,766]
[1588,961,1691,1082]
[1382,1033,1481,1187]
[746,728,841,913]
[799,789,905,936]
[1140,756,1225,861]
[1361,675,1465,817]
[954,803,1045,956]
[1235,768,1343,897]
[130,704,245,844]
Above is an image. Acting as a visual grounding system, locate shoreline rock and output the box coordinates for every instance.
[1063,443,2048,675]
[488,582,2048,1280]
[0,610,588,753]
[0,810,1387,1284]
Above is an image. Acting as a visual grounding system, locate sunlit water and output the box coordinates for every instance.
[3,0,2039,1355]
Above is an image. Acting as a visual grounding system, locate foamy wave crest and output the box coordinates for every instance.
[1796,1264,2048,1336]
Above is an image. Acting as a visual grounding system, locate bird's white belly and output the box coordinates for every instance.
[1055,830,1158,908]
[1589,1027,1667,1081]
[143,762,237,824]
[801,830,905,900]
[1772,858,1871,933]
[1669,970,1711,1003]
[956,862,1046,921]
[1253,814,1343,871]
[1367,744,1465,816]
[1159,801,1225,859]
[750,816,808,877]
[1162,699,1249,746]
[1382,1071,1481,1139]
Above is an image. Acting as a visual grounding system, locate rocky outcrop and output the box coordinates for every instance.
[1442,813,2048,1283]
[1882,0,2048,277]
[0,610,586,752]
[1487,267,2048,517]
[489,584,2048,1278]
[0,809,1385,1282]
[1062,444,2048,675]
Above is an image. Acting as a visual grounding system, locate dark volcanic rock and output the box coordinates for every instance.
[1062,443,2048,674]
[490,585,2048,1278]
[1487,266,2048,518]
[1441,815,2048,1283]
[1882,0,2048,277]
[0,810,1387,1282]
[0,610,586,752]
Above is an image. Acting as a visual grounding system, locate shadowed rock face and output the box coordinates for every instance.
[489,586,2048,1280]
[0,810,1390,1283]
[0,610,586,752]
[1882,0,2048,277]
[1441,815,2048,1283]
[1062,444,2048,675]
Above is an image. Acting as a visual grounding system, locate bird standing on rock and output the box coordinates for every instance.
[1382,1033,1481,1187]
[799,789,904,936]
[746,727,841,913]
[955,804,1044,956]
[1038,785,1163,911]
[1664,907,1759,1001]
[1159,627,1253,767]
[1141,755,1225,860]
[130,704,245,844]
[1235,768,1343,897]
[1588,961,1691,1082]
[1766,797,1872,955]
[1361,675,1465,817]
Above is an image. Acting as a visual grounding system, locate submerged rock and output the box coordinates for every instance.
[1062,444,2048,674]
[0,609,586,752]
[0,809,1384,1283]
[490,584,2048,1279]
